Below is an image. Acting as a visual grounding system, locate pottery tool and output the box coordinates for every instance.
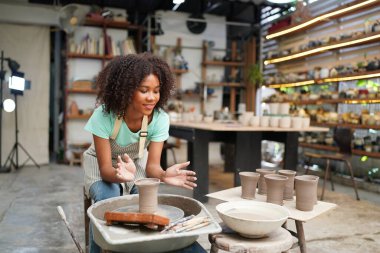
[174,218,211,233]
[57,206,85,253]
[160,214,195,233]
[104,211,170,231]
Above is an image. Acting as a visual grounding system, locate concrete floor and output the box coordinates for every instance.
[0,143,379,252]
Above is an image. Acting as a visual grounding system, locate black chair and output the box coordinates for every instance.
[304,127,360,201]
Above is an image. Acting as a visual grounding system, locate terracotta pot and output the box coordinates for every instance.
[264,174,288,205]
[295,175,319,211]
[299,175,319,204]
[135,178,160,214]
[239,172,260,199]
[256,168,276,195]
[278,170,297,200]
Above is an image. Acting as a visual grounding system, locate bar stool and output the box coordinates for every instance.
[209,226,294,253]
[304,127,360,201]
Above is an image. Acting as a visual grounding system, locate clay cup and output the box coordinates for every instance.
[264,174,288,205]
[135,178,161,214]
[278,170,297,200]
[295,175,319,211]
[239,171,260,199]
[257,168,276,195]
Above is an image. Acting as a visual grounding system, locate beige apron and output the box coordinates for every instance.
[83,117,149,198]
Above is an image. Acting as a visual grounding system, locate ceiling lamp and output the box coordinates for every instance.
[173,0,185,4]
[266,0,294,3]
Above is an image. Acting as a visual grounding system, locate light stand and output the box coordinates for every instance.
[2,91,40,171]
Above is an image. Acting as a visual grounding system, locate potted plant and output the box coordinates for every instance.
[248,63,264,87]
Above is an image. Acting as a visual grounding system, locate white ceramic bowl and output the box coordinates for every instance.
[216,201,289,238]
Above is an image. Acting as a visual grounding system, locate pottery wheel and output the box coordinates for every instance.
[114,204,184,223]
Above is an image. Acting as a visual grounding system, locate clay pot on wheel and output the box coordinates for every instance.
[256,168,276,195]
[135,178,160,214]
[278,170,297,200]
[264,174,288,205]
[295,175,319,211]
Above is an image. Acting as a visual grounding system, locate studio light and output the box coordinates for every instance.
[173,0,185,4]
[8,76,25,92]
[3,99,15,113]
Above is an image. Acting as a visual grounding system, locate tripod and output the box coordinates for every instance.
[3,93,40,171]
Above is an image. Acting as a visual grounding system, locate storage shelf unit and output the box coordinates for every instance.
[268,69,380,88]
[266,0,380,40]
[63,17,143,162]
[262,0,380,160]
[299,142,380,159]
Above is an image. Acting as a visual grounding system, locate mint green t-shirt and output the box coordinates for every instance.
[84,105,169,147]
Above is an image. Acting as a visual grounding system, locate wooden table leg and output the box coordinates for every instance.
[295,220,307,253]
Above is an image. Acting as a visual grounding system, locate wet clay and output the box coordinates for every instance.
[135,178,160,214]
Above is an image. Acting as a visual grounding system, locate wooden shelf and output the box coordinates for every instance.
[67,88,97,94]
[268,69,380,88]
[299,142,380,159]
[66,114,92,120]
[264,31,380,65]
[202,61,243,67]
[205,82,245,88]
[67,53,113,60]
[285,97,380,105]
[171,68,189,74]
[84,18,141,30]
[266,0,380,40]
[311,121,380,130]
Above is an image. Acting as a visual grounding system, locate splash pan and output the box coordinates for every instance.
[88,194,222,253]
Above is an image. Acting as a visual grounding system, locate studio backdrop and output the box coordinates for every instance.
[0,23,50,165]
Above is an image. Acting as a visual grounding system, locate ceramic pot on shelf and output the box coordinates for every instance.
[256,168,276,195]
[264,174,288,205]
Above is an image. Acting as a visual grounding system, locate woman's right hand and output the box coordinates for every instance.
[115,154,136,182]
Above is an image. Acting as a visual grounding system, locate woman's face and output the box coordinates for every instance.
[130,74,160,116]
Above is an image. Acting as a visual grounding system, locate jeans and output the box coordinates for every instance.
[89,180,138,253]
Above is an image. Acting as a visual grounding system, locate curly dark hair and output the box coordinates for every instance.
[96,52,175,118]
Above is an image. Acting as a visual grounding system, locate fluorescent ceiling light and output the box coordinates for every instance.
[173,0,185,4]
[266,0,294,3]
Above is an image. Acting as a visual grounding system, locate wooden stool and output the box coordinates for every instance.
[209,226,294,253]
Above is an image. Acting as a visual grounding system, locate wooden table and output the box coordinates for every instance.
[207,187,337,253]
[168,121,328,202]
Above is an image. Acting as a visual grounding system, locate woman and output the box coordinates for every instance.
[83,53,197,253]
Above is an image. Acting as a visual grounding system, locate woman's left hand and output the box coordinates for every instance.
[163,161,197,189]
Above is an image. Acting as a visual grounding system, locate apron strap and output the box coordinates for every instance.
[138,115,148,158]
[111,117,123,140]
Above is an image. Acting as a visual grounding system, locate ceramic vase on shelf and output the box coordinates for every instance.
[295,175,319,211]
[239,171,260,199]
[256,168,276,195]
[135,178,160,214]
[278,170,297,200]
[264,174,288,205]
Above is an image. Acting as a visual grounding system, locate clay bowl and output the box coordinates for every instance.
[216,201,289,238]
